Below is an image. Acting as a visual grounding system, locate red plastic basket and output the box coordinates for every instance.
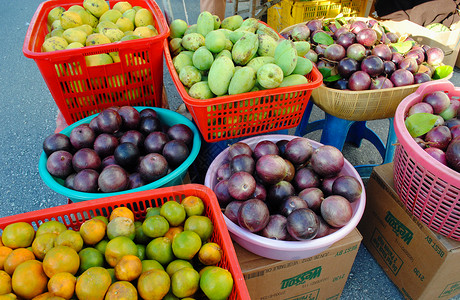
[393,80,460,241]
[0,184,250,299]
[164,39,323,143]
[23,0,170,125]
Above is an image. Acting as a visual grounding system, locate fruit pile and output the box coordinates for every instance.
[0,200,234,299]
[42,0,159,66]
[212,137,362,240]
[44,106,194,193]
[282,17,452,91]
[404,90,460,172]
[168,12,315,99]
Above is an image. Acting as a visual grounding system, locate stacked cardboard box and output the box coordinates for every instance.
[359,163,460,300]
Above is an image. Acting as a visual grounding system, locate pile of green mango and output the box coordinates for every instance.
[168,12,314,99]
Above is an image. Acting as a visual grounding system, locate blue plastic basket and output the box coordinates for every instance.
[38,107,201,202]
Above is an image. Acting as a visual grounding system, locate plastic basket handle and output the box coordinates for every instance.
[413,79,454,97]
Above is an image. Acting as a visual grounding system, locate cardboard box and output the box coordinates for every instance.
[234,229,362,300]
[381,20,460,68]
[358,163,460,300]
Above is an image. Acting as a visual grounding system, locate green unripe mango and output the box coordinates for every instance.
[238,18,259,33]
[280,74,309,87]
[228,67,257,95]
[193,46,214,71]
[197,11,215,37]
[181,51,194,59]
[169,38,184,57]
[294,41,311,57]
[221,15,244,31]
[173,52,193,74]
[246,56,276,73]
[256,25,280,41]
[292,57,313,76]
[205,30,226,53]
[63,28,87,45]
[181,33,205,51]
[216,28,232,39]
[231,32,259,66]
[257,34,277,57]
[224,39,233,51]
[208,55,235,96]
[213,15,221,30]
[215,49,232,60]
[170,19,188,39]
[179,65,202,88]
[257,63,284,89]
[274,39,298,76]
[42,36,68,52]
[229,30,249,44]
[184,24,197,35]
[188,81,215,99]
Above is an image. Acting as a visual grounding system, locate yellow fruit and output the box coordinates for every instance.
[62,28,87,47]
[3,248,35,275]
[11,260,48,300]
[110,207,135,222]
[101,27,124,42]
[67,5,85,12]
[66,42,85,49]
[42,36,68,52]
[171,267,200,298]
[133,26,156,38]
[114,255,142,281]
[60,11,83,30]
[106,217,135,240]
[54,230,84,252]
[112,2,133,14]
[42,246,80,278]
[165,259,193,277]
[79,218,107,246]
[122,9,136,24]
[200,266,233,300]
[104,281,137,300]
[50,28,64,38]
[134,8,154,27]
[115,16,134,32]
[50,20,62,31]
[47,6,65,26]
[36,221,67,237]
[0,270,12,295]
[47,272,76,300]
[171,230,202,260]
[86,33,111,46]
[85,53,113,67]
[104,236,138,267]
[198,242,222,265]
[137,269,170,300]
[181,196,205,217]
[99,9,122,24]
[2,222,35,249]
[75,267,111,300]
[83,0,110,18]
[74,24,94,36]
[160,201,186,227]
[95,20,118,33]
[0,247,13,270]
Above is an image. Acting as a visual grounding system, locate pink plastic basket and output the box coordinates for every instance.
[204,134,366,260]
[393,80,460,241]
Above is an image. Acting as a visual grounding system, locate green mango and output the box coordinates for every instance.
[220,15,244,31]
[208,56,235,96]
[247,56,276,73]
[292,57,313,76]
[231,32,259,66]
[228,67,257,95]
[188,81,215,99]
[179,65,202,88]
[197,11,215,37]
[181,33,205,51]
[192,46,214,71]
[279,74,309,87]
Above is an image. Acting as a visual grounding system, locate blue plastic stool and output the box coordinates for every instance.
[295,100,397,178]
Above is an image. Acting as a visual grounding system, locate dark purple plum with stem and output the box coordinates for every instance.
[347,43,366,61]
[390,69,414,87]
[348,71,371,91]
[370,76,394,90]
[321,195,353,228]
[425,125,452,150]
[43,133,72,156]
[227,171,256,201]
[286,208,319,240]
[372,44,392,61]
[237,198,270,232]
[424,147,447,166]
[310,145,344,178]
[337,58,359,78]
[261,214,289,240]
[423,91,451,114]
[356,28,378,46]
[361,55,384,77]
[336,32,356,49]
[46,150,74,179]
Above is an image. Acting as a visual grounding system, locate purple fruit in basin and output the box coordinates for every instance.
[138,153,169,183]
[167,124,194,147]
[118,106,140,130]
[348,71,371,91]
[386,32,399,43]
[283,159,296,182]
[162,139,190,167]
[291,24,310,41]
[280,195,309,217]
[251,182,267,202]
[255,154,287,184]
[451,125,460,139]
[284,137,313,165]
[361,55,384,77]
[224,200,243,224]
[413,73,431,84]
[230,154,255,174]
[390,69,414,87]
[370,76,394,90]
[72,148,101,172]
[372,44,392,61]
[46,150,74,179]
[314,44,328,56]
[98,165,128,193]
[261,214,289,240]
[127,172,145,190]
[267,180,295,211]
[64,173,76,189]
[321,195,353,228]
[139,116,161,136]
[69,124,96,150]
[139,108,158,119]
[321,175,339,196]
[315,216,333,238]
[334,26,349,39]
[227,171,256,201]
[293,167,321,191]
[347,43,366,61]
[336,32,356,49]
[324,44,346,61]
[114,142,140,170]
[383,60,396,76]
[408,102,434,116]
[228,142,253,160]
[237,198,270,232]
[426,47,444,65]
[406,49,425,65]
[276,140,289,157]
[356,28,377,46]
[214,179,233,207]
[73,169,99,192]
[216,162,232,181]
[119,129,145,150]
[306,19,323,33]
[446,118,460,129]
[350,20,367,34]
[298,187,324,213]
[253,140,279,160]
[332,78,349,90]
[391,52,404,66]
[439,100,460,121]
[43,133,72,156]
[399,57,418,74]
[425,125,452,150]
[423,91,451,114]
[144,131,169,154]
[93,133,119,158]
[331,175,362,203]
[310,145,344,178]
[424,147,447,166]
[337,58,359,78]
[446,139,460,171]
[96,109,122,134]
[286,208,319,240]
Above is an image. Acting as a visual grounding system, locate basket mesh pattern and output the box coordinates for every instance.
[394,144,460,240]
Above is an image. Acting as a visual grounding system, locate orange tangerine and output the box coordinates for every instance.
[42,245,80,278]
[2,222,35,249]
[109,207,135,222]
[47,272,76,300]
[4,248,35,275]
[11,260,48,299]
[114,255,142,281]
[0,270,12,295]
[79,218,107,246]
[0,247,13,270]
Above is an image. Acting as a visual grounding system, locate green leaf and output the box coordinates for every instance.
[334,19,342,29]
[318,67,332,79]
[324,74,342,82]
[389,41,414,54]
[404,113,439,137]
[433,65,453,79]
[313,32,334,45]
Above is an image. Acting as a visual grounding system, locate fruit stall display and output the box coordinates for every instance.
[164,12,323,142]
[23,0,170,124]
[204,134,366,260]
[279,17,453,121]
[0,184,251,299]
[393,80,460,240]
[39,106,201,202]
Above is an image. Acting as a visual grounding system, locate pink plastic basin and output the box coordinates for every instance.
[204,134,366,260]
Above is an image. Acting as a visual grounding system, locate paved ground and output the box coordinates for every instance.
[1,0,460,299]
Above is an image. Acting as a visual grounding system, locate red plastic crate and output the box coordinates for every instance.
[393,80,460,241]
[164,39,323,143]
[23,0,170,125]
[0,184,250,299]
